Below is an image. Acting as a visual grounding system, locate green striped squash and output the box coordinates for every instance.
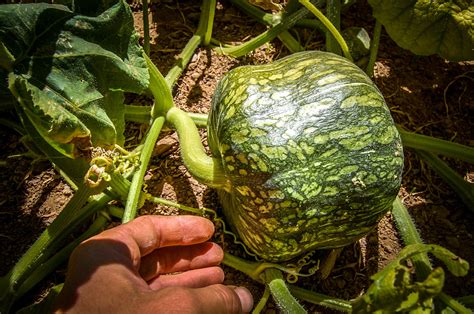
[208,51,404,261]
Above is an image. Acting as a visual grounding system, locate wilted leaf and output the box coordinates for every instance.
[368,0,474,61]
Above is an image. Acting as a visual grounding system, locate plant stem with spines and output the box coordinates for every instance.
[228,0,304,53]
[397,126,474,164]
[298,0,353,61]
[15,213,110,300]
[391,197,472,313]
[166,107,229,189]
[122,116,165,223]
[216,6,309,57]
[165,0,216,87]
[265,268,307,314]
[0,184,103,312]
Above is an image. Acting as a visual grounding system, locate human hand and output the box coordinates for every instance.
[54,215,253,313]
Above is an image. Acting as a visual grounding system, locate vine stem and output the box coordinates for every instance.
[397,126,474,163]
[265,269,306,314]
[253,286,271,314]
[391,198,472,313]
[122,116,165,223]
[15,213,110,299]
[366,19,382,77]
[145,53,174,118]
[298,0,353,61]
[391,197,432,279]
[166,107,229,189]
[289,285,352,312]
[228,0,304,53]
[165,0,216,87]
[222,254,353,312]
[216,6,309,57]
[0,185,106,312]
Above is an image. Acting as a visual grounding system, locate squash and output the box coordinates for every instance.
[207,51,404,262]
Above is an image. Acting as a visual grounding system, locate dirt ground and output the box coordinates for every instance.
[0,1,473,312]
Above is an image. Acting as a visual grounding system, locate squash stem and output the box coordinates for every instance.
[15,212,110,300]
[253,286,271,314]
[124,104,153,124]
[437,293,473,313]
[165,35,202,88]
[198,0,216,46]
[165,0,216,87]
[392,198,472,312]
[391,197,432,280]
[264,268,307,314]
[397,126,474,164]
[325,0,342,55]
[222,253,262,282]
[0,186,110,312]
[146,195,204,215]
[298,0,353,62]
[288,285,352,312]
[228,0,304,53]
[295,18,325,32]
[122,116,165,223]
[144,53,174,118]
[166,107,229,189]
[366,19,382,77]
[216,6,309,57]
[415,150,474,213]
[222,254,352,312]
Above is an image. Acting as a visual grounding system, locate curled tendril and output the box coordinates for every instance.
[200,207,260,259]
[283,251,320,283]
[142,194,321,281]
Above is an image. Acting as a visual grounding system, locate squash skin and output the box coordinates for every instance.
[208,51,404,262]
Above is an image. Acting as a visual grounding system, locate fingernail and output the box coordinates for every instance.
[233,286,253,313]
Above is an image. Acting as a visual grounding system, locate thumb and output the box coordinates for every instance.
[194,285,254,313]
[147,284,254,313]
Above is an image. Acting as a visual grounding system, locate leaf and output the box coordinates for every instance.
[342,27,371,61]
[368,0,474,61]
[0,0,149,158]
[352,244,469,313]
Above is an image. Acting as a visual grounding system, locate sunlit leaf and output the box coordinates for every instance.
[0,0,149,158]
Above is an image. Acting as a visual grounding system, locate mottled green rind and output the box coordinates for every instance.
[208,51,404,261]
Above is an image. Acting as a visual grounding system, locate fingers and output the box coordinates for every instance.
[83,215,215,269]
[144,284,254,313]
[147,266,224,289]
[139,242,223,281]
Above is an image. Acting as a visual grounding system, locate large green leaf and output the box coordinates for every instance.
[0,0,149,158]
[368,0,474,61]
